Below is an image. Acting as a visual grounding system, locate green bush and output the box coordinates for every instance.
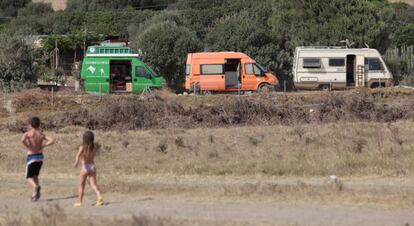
[0,34,37,91]
[17,2,53,17]
[130,20,202,92]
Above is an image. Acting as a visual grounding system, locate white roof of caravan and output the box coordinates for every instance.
[296,47,381,57]
[297,46,375,51]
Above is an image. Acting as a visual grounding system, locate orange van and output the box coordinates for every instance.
[184,52,278,93]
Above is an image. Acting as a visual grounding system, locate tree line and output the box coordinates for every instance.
[0,0,413,91]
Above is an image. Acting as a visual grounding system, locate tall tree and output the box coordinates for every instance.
[0,34,37,90]
[130,20,203,91]
[269,0,392,52]
[0,0,30,18]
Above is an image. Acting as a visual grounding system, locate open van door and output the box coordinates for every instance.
[82,61,110,94]
[355,55,365,87]
[199,64,225,91]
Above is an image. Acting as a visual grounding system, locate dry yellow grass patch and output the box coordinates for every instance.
[1,122,414,208]
[2,121,414,177]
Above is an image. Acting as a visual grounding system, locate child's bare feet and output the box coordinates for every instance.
[31,186,41,202]
[96,197,104,206]
[74,202,82,207]
[34,186,41,201]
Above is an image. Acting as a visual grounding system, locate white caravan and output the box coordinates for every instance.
[293,47,393,90]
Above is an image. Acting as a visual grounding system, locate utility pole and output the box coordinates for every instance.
[54,39,59,69]
[83,27,88,57]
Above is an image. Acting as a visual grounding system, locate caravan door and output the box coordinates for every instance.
[355,55,365,87]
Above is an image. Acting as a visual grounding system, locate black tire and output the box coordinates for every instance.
[257,83,272,92]
[190,83,200,94]
[202,90,212,95]
[320,84,331,91]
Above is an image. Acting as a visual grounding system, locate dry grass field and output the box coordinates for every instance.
[2,88,414,225]
[32,0,68,11]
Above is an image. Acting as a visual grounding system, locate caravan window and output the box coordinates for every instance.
[185,64,190,76]
[200,64,224,75]
[329,58,345,67]
[303,58,321,68]
[365,58,384,71]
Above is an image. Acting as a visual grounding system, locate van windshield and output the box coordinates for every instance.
[256,63,269,73]
[146,65,159,77]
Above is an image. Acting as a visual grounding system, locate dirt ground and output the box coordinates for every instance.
[1,174,414,226]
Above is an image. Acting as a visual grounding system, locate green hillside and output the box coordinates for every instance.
[0,0,413,91]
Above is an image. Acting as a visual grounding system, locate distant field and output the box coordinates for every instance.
[32,0,68,11]
[29,0,414,12]
[389,0,414,5]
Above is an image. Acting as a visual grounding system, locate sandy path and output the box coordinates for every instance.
[2,175,414,225]
[1,196,414,226]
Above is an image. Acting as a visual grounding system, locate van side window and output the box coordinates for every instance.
[200,64,223,75]
[253,64,261,76]
[329,58,345,67]
[245,64,254,74]
[365,58,384,71]
[136,66,147,77]
[245,64,262,76]
[303,58,321,68]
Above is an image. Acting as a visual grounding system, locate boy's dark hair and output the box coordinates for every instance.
[29,117,40,129]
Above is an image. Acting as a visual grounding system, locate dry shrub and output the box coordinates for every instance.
[0,204,181,226]
[9,88,82,113]
[12,89,51,111]
[156,140,168,154]
[351,138,368,154]
[4,90,414,132]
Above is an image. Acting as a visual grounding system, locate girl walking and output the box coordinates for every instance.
[73,131,103,206]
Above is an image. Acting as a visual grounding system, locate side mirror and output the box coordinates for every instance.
[145,73,152,79]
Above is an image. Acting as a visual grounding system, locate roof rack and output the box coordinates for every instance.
[86,45,134,55]
[298,46,348,49]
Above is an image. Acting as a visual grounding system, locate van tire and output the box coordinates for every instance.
[257,83,272,92]
[202,90,212,95]
[189,83,200,94]
[370,82,385,89]
[320,84,331,91]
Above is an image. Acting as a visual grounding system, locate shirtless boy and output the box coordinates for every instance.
[21,117,55,201]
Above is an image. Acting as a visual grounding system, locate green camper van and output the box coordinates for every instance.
[80,45,165,94]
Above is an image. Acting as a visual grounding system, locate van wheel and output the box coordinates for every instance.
[320,84,331,91]
[202,90,212,95]
[257,83,272,92]
[190,83,200,94]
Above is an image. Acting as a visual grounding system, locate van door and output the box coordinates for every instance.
[199,64,225,91]
[110,60,132,92]
[133,65,154,93]
[82,60,110,94]
[243,63,261,90]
